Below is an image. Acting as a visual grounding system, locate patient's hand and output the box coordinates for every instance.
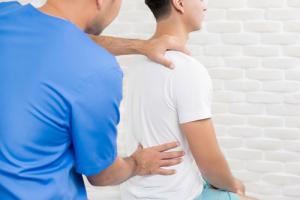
[234,178,246,195]
[238,195,259,200]
[131,142,185,176]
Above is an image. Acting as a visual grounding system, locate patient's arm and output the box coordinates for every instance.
[87,142,184,186]
[180,119,244,194]
[89,35,190,68]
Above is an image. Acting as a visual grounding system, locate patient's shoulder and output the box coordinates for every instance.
[166,51,209,78]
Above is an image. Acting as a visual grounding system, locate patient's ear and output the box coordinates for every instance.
[171,0,185,14]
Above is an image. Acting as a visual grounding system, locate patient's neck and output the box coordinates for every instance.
[152,18,189,45]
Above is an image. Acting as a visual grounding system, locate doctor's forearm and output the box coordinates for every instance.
[87,156,136,186]
[90,35,146,56]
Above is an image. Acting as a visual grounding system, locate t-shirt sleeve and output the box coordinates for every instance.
[172,60,213,124]
[70,68,123,176]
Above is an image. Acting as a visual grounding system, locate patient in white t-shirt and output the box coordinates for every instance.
[120,0,257,200]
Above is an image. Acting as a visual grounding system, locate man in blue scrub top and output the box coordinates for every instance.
[0,0,187,199]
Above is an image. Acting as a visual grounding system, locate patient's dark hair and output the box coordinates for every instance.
[145,0,172,20]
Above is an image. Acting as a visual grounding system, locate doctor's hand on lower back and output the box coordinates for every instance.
[130,141,185,176]
[87,141,184,187]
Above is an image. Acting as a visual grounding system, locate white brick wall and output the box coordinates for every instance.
[8,0,300,199]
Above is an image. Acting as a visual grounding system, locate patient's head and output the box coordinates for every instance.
[145,0,207,32]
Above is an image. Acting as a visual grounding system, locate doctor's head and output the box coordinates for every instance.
[86,0,122,35]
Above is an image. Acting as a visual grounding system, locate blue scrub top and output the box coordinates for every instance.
[0,2,123,199]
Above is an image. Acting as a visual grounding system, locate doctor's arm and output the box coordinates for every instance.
[90,35,190,68]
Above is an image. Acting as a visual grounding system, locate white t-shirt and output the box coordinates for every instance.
[120,51,213,200]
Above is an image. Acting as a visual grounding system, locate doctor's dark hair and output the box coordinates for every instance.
[145,0,172,20]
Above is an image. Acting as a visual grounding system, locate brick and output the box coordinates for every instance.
[204,9,226,21]
[207,0,246,9]
[117,11,153,23]
[284,21,300,32]
[285,93,300,104]
[227,9,265,20]
[212,103,228,113]
[283,46,300,57]
[263,81,299,93]
[105,23,135,35]
[196,56,224,68]
[262,58,300,69]
[246,139,282,151]
[189,33,221,45]
[248,116,284,127]
[287,0,300,7]
[222,33,260,45]
[218,137,244,149]
[132,23,155,34]
[226,149,263,160]
[284,141,300,152]
[224,57,260,68]
[286,163,300,176]
[209,68,244,79]
[244,22,282,32]
[243,46,280,57]
[261,34,299,45]
[246,70,284,80]
[229,103,264,115]
[266,151,300,162]
[263,174,300,185]
[283,186,300,197]
[227,126,264,138]
[227,159,245,170]
[224,80,261,91]
[247,92,284,104]
[213,114,247,125]
[267,9,300,20]
[264,128,300,140]
[213,91,245,102]
[211,79,224,90]
[233,171,261,182]
[246,161,284,173]
[286,117,300,128]
[214,125,228,136]
[187,44,203,56]
[266,104,300,116]
[247,0,285,8]
[206,22,242,33]
[246,183,282,195]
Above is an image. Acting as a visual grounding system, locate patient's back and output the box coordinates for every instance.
[120,51,213,200]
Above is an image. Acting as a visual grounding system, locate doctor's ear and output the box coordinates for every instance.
[171,0,185,14]
[96,0,104,10]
